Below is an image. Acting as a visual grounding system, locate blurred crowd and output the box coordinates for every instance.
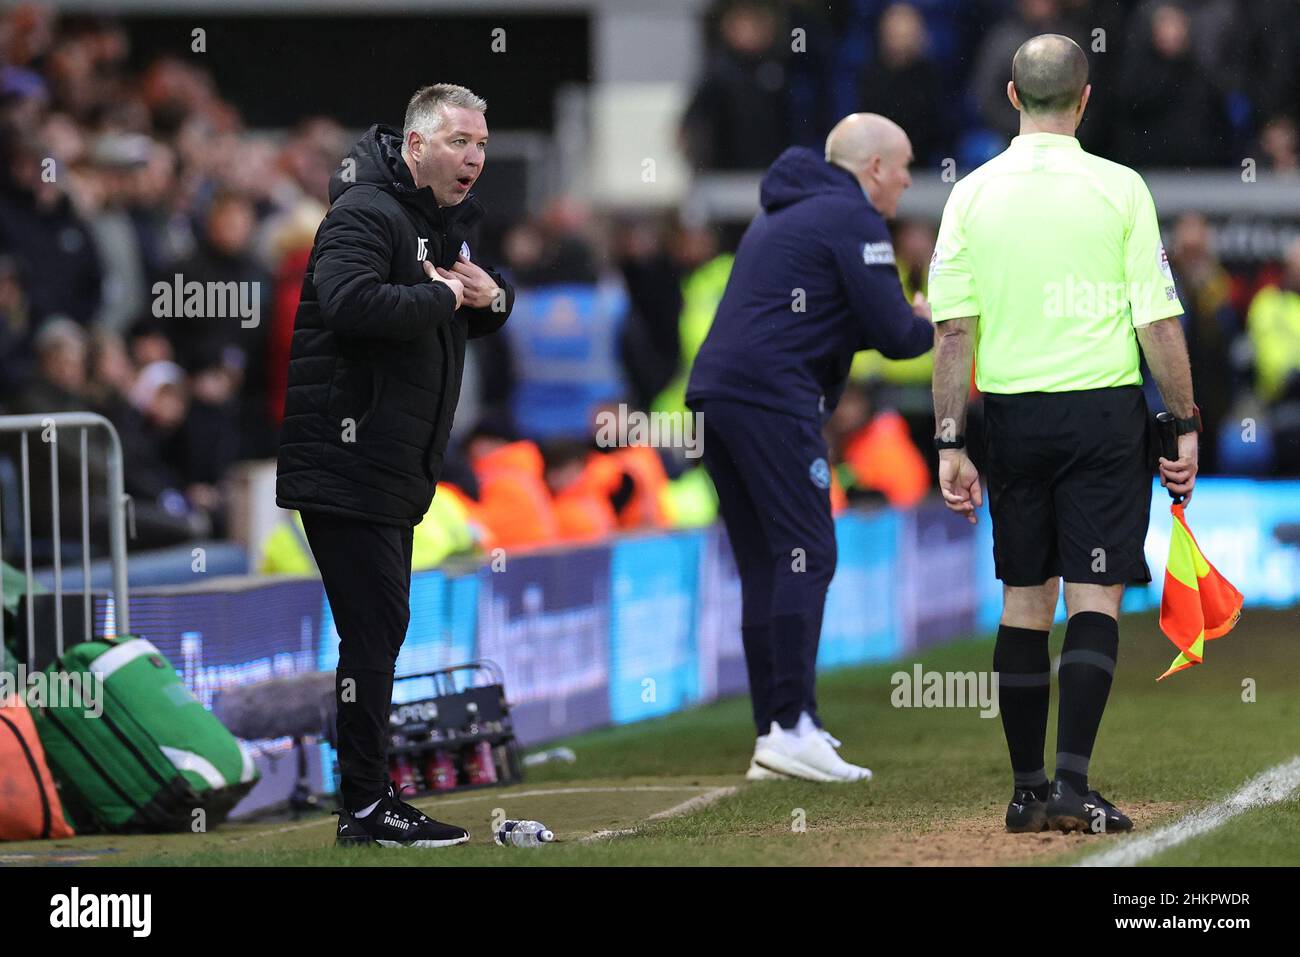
[682,0,1300,171]
[0,8,350,553]
[1,4,1298,568]
[504,0,1300,506]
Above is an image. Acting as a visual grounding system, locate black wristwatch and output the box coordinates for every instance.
[1173,405,1203,436]
[933,435,965,451]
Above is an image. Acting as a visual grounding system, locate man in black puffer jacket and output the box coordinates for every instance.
[276,84,514,849]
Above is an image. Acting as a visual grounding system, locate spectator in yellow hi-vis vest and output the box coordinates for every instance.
[1246,239,1300,405]
[258,485,481,576]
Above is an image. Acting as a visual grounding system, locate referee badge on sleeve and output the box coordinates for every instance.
[928,247,948,284]
[1158,245,1173,281]
[1158,245,1178,300]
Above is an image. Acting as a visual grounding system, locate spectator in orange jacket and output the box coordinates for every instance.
[466,422,559,549]
[826,381,930,508]
[604,443,670,530]
[543,439,619,542]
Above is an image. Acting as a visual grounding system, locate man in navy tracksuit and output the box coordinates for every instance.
[686,114,933,783]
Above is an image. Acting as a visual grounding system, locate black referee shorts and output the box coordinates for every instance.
[982,385,1153,587]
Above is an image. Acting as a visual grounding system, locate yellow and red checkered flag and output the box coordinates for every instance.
[1157,503,1243,680]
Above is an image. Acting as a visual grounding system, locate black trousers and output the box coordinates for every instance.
[696,399,838,734]
[300,510,413,810]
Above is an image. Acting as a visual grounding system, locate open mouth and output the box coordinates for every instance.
[455,175,473,190]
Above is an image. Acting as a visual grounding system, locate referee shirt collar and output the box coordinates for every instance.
[1009,132,1081,150]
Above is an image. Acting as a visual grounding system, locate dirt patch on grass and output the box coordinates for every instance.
[806,800,1196,866]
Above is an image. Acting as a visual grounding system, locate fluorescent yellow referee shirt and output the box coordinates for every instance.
[927,132,1183,394]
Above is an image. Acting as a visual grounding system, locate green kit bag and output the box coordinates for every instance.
[34,635,258,833]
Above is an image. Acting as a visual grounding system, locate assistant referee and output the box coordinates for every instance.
[928,35,1199,834]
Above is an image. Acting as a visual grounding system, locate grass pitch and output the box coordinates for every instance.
[3,608,1297,867]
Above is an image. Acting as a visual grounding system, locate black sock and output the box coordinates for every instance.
[994,624,1051,800]
[1055,611,1119,794]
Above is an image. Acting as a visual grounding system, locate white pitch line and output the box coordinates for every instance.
[231,785,720,842]
[1077,756,1300,867]
[581,785,738,843]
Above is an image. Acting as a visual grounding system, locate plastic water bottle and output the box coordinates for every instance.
[494,820,554,847]
[522,747,577,767]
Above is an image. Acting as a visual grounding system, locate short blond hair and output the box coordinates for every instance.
[402,83,487,145]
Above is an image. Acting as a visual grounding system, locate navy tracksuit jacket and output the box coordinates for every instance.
[686,146,932,733]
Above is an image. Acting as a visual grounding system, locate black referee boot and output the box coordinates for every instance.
[335,783,469,848]
[1005,788,1048,833]
[1046,779,1133,834]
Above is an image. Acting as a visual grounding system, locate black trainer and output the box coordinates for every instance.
[1005,788,1048,833]
[1046,779,1133,834]
[335,783,470,848]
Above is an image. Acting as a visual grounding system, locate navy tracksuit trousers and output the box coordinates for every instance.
[696,399,838,735]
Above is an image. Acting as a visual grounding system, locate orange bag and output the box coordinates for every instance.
[0,694,75,840]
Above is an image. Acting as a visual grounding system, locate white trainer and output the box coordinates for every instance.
[796,712,870,780]
[791,712,844,749]
[802,717,853,755]
[751,719,873,783]
[745,758,790,781]
[745,729,792,780]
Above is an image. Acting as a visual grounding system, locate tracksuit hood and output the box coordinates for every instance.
[759,146,868,213]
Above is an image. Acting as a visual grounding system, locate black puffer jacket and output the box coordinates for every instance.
[275,125,514,526]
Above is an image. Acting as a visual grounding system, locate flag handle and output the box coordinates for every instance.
[1155,411,1184,505]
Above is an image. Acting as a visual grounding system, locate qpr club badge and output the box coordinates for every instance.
[809,457,831,490]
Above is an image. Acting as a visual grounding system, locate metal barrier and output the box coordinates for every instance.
[0,412,131,666]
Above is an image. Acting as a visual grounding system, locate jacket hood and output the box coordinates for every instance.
[759,146,867,213]
[330,124,482,228]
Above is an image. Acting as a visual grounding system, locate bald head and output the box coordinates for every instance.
[1012,33,1089,116]
[825,113,909,170]
[824,113,914,217]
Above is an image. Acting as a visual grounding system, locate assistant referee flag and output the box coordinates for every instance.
[1157,503,1244,680]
